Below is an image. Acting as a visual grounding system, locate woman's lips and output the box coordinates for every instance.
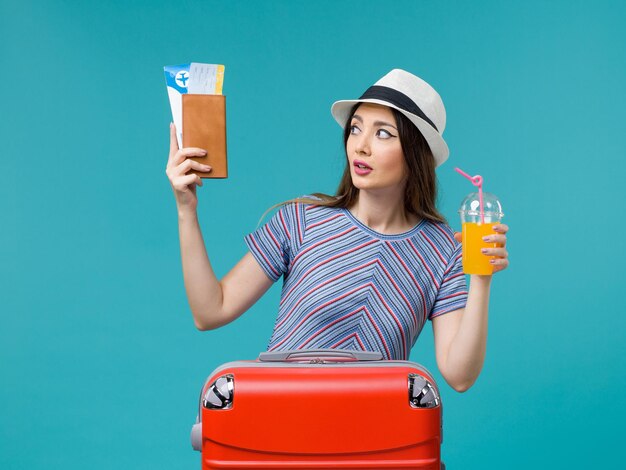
[354,160,372,176]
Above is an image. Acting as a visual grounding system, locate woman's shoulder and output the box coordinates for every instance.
[418,219,461,251]
[274,194,340,224]
[273,195,341,246]
[287,194,341,212]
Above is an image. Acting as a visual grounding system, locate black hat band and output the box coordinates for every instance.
[359,85,439,132]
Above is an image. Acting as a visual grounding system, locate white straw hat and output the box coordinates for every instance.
[331,69,449,167]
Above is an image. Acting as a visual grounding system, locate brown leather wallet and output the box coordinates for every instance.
[182,94,227,178]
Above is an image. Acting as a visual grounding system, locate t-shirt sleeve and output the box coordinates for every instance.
[244,203,302,282]
[429,243,468,320]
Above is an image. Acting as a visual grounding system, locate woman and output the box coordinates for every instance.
[166,69,509,392]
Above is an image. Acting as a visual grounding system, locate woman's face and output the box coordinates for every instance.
[346,103,408,195]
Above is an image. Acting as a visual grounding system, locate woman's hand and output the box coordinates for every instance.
[454,224,510,273]
[165,123,212,212]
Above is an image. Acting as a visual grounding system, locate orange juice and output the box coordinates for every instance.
[462,222,499,275]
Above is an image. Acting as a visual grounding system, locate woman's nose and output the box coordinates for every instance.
[355,134,371,155]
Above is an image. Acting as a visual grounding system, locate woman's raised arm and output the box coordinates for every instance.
[432,224,509,392]
[166,124,273,330]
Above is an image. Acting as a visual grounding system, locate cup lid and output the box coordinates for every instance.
[458,192,504,218]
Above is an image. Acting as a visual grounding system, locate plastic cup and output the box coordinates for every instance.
[458,192,504,275]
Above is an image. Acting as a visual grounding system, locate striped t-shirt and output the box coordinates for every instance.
[244,201,468,360]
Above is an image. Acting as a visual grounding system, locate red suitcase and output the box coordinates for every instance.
[191,349,444,469]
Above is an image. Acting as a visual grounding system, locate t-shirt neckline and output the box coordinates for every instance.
[341,207,426,240]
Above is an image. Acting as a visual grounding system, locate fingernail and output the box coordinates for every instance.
[490,259,496,264]
[204,165,212,170]
[481,248,488,254]
[482,236,490,242]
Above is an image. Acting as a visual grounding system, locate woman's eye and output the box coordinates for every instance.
[377,129,395,139]
[350,125,360,134]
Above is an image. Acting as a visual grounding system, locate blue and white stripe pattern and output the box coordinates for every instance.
[245,201,468,360]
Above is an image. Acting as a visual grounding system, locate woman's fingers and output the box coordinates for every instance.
[490,258,509,273]
[168,147,208,169]
[456,227,507,245]
[489,224,510,273]
[172,158,212,176]
[167,161,211,192]
[172,173,203,192]
[167,122,208,166]
[482,243,510,273]
[482,233,507,245]
[493,224,509,234]
[168,123,179,161]
[165,124,209,210]
[481,247,508,258]
[166,151,211,184]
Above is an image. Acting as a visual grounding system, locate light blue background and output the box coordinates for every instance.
[1,0,624,468]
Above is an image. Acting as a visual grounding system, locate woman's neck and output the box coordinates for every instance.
[348,190,419,235]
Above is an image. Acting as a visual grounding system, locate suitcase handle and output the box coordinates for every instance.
[258,349,383,362]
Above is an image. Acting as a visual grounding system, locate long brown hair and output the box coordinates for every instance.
[261,103,447,225]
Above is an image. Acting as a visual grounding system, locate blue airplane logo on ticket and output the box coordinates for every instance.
[164,64,190,93]
[175,70,189,88]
